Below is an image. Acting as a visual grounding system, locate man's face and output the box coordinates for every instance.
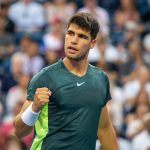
[64,23,96,61]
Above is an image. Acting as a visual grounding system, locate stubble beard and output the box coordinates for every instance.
[66,51,89,62]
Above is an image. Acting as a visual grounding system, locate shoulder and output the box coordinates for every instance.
[42,59,63,73]
[31,60,63,81]
[89,64,109,79]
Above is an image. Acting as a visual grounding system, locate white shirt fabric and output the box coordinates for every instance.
[8,1,45,32]
[43,33,63,51]
[112,86,126,103]
[22,54,44,76]
[88,44,121,64]
[132,130,150,150]
[124,80,150,99]
[104,45,120,63]
[108,101,123,130]
[6,86,25,113]
[118,137,132,150]
[88,45,100,63]
[127,119,143,137]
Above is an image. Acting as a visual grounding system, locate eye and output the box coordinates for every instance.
[79,34,88,39]
[67,31,74,36]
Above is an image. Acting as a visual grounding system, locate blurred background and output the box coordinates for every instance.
[0,0,150,150]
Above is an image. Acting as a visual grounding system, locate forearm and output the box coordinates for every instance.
[14,114,33,138]
[98,125,119,150]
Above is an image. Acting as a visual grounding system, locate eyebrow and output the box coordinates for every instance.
[67,29,89,39]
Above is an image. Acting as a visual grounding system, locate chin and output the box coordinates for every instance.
[66,55,78,61]
[66,55,86,61]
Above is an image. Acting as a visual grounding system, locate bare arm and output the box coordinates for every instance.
[14,100,33,138]
[97,105,119,150]
[14,88,51,138]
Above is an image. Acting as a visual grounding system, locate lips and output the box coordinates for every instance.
[67,46,78,54]
[68,46,78,51]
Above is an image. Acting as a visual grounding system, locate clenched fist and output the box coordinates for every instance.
[32,88,52,112]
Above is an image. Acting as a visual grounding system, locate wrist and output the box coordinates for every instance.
[32,103,41,113]
[21,102,41,126]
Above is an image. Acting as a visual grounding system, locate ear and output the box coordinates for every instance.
[90,39,97,49]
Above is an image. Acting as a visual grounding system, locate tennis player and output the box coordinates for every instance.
[14,12,119,150]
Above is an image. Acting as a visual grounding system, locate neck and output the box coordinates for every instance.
[63,57,89,77]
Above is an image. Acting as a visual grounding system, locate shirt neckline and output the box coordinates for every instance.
[60,59,90,79]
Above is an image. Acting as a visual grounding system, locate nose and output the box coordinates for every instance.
[71,35,78,44]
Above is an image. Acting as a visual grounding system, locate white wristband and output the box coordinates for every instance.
[21,102,40,126]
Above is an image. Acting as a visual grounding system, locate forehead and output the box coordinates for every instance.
[67,23,91,36]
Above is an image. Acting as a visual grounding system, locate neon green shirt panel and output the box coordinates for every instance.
[30,104,48,150]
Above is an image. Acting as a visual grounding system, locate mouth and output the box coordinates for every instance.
[68,46,78,51]
[67,46,78,53]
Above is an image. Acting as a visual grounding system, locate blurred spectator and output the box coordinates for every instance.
[0,15,15,80]
[107,66,125,129]
[43,16,64,54]
[78,0,110,36]
[6,73,30,115]
[0,15,15,55]
[112,0,141,44]
[124,39,143,75]
[114,0,140,27]
[22,39,45,76]
[44,0,76,29]
[115,126,132,150]
[96,35,122,68]
[135,0,150,22]
[123,66,150,115]
[132,113,150,150]
[126,104,149,139]
[143,34,150,67]
[0,102,3,125]
[0,99,33,150]
[0,1,15,33]
[113,20,141,47]
[72,0,83,8]
[88,34,101,66]
[88,45,100,66]
[125,89,150,140]
[1,52,24,94]
[98,0,119,16]
[8,0,46,33]
[108,100,123,132]
[5,136,26,150]
[124,21,140,45]
[17,34,33,53]
[45,50,59,66]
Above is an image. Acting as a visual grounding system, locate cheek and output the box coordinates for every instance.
[64,38,68,48]
[65,35,71,42]
[64,36,70,46]
[80,43,90,51]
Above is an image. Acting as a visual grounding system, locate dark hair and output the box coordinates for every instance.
[68,12,100,40]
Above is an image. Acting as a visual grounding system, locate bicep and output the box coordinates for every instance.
[14,100,33,138]
[14,100,32,126]
[15,100,32,119]
[98,105,111,133]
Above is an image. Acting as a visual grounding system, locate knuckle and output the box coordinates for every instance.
[44,88,49,91]
[46,95,49,99]
[36,88,41,91]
